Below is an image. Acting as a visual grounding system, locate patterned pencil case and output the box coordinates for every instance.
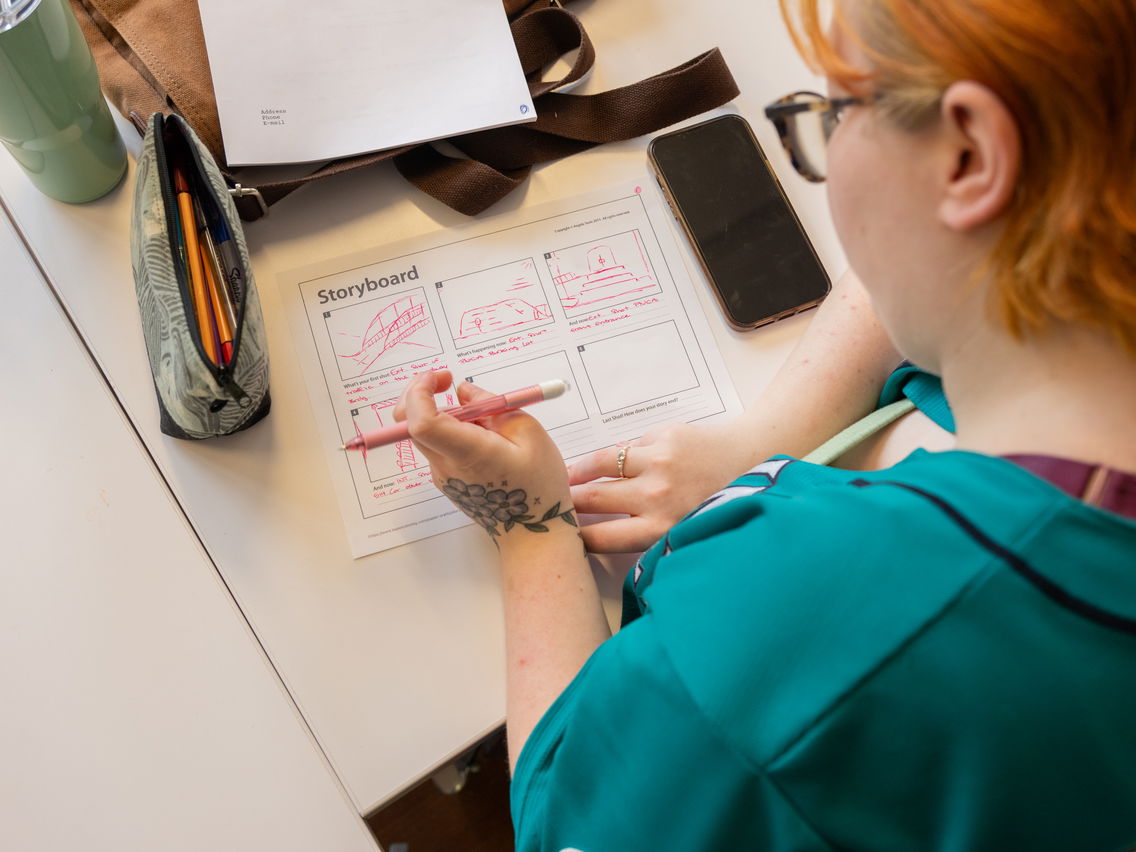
[130,113,271,439]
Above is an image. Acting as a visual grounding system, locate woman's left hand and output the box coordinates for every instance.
[395,370,578,543]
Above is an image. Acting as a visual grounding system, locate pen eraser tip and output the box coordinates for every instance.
[540,379,570,399]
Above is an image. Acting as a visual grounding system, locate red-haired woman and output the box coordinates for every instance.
[398,0,1136,847]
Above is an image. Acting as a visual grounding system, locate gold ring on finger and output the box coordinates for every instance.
[616,443,630,478]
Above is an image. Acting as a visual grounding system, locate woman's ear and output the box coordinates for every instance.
[937,81,1021,231]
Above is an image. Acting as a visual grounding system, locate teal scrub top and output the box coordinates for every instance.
[511,449,1136,851]
[879,363,955,432]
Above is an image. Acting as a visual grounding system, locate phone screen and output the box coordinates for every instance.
[649,114,830,329]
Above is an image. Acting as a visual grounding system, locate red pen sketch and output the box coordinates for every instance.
[545,230,662,318]
[324,289,443,380]
[364,399,419,472]
[457,297,551,339]
[435,258,554,347]
[349,388,456,483]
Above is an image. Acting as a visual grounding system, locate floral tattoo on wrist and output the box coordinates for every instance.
[441,478,577,538]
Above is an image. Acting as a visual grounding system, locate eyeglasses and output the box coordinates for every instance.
[764,91,865,182]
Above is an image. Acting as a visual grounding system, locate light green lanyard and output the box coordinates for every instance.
[801,398,916,466]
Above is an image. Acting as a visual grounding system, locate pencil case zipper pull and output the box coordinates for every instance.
[217,368,252,408]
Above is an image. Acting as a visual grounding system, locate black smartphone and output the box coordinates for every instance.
[648,114,830,330]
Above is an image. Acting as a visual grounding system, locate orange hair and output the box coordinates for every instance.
[780,0,1136,354]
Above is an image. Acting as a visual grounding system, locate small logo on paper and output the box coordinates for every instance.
[520,104,530,114]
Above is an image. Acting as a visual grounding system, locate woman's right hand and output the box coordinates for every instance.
[396,370,579,545]
[568,420,759,553]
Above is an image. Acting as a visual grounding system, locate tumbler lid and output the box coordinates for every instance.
[0,0,43,35]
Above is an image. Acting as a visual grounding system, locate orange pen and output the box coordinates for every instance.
[200,241,233,364]
[173,167,219,366]
[195,199,235,365]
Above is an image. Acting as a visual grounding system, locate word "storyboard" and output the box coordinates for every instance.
[280,182,742,557]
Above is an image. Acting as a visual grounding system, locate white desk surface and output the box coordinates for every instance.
[0,0,844,816]
[0,215,378,851]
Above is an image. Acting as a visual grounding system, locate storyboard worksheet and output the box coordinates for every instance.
[279,181,742,557]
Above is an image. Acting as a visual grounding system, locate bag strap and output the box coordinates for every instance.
[394,48,737,216]
[512,3,595,99]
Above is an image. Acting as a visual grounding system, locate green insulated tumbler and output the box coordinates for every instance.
[0,0,126,202]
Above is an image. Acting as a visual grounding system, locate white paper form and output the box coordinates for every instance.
[196,0,535,166]
[279,182,743,557]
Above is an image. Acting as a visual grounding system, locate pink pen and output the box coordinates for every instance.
[340,379,571,451]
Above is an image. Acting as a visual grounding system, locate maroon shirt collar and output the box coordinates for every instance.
[1004,454,1136,520]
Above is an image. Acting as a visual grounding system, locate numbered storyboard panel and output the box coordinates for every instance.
[280,181,742,557]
